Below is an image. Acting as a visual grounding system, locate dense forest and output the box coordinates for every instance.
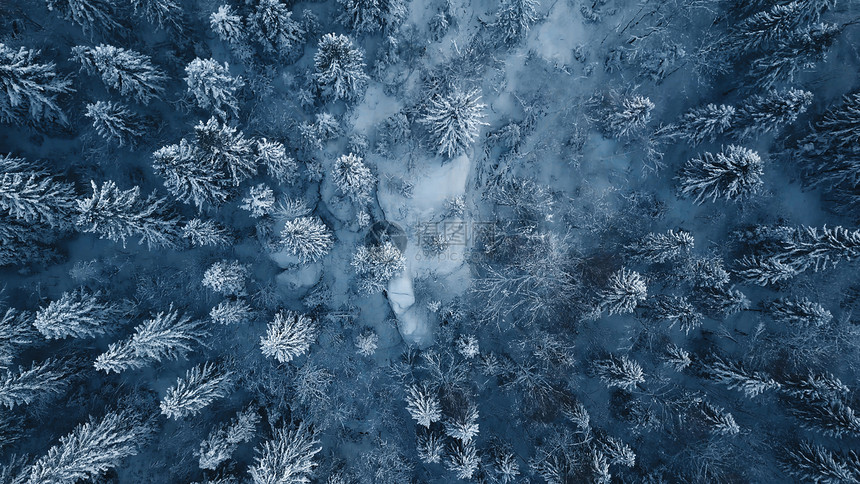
[1,0,860,482]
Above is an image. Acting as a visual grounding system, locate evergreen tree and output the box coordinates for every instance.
[332,153,376,204]
[256,139,297,184]
[209,299,253,325]
[152,139,233,210]
[405,383,442,427]
[249,422,321,484]
[770,225,860,273]
[184,58,244,119]
[337,0,407,33]
[628,229,694,263]
[694,285,750,317]
[75,180,181,249]
[592,354,645,390]
[660,103,736,145]
[211,5,246,44]
[198,407,260,470]
[799,93,860,188]
[34,289,125,339]
[782,441,857,484]
[494,0,540,44]
[0,308,36,369]
[313,33,368,101]
[44,0,123,35]
[735,254,800,285]
[697,400,740,436]
[131,0,182,31]
[260,311,316,363]
[446,441,479,480]
[84,101,145,147]
[420,89,487,157]
[351,240,406,294]
[769,297,832,327]
[182,218,232,247]
[598,268,647,316]
[597,435,636,467]
[732,88,813,140]
[646,295,703,334]
[160,362,234,419]
[250,0,306,55]
[782,371,849,402]
[278,216,334,263]
[703,356,780,398]
[95,306,208,373]
[677,145,764,204]
[240,184,275,218]
[71,45,167,105]
[789,398,860,438]
[730,2,811,54]
[202,260,249,296]
[0,358,69,409]
[0,44,73,125]
[662,343,692,371]
[0,155,76,227]
[605,95,654,138]
[193,117,257,186]
[417,428,445,464]
[748,23,842,90]
[27,410,152,484]
[489,444,520,483]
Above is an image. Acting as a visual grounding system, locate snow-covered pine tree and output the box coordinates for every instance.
[84,101,146,147]
[703,356,780,398]
[694,285,750,317]
[405,383,442,427]
[605,94,654,138]
[71,45,167,105]
[0,308,35,369]
[44,0,123,35]
[313,33,368,100]
[597,435,636,468]
[768,297,832,327]
[278,216,334,263]
[660,104,736,145]
[0,154,76,228]
[34,289,126,339]
[249,421,321,484]
[211,5,246,44]
[152,140,232,210]
[250,0,306,55]
[332,153,376,204]
[240,184,275,218]
[194,117,257,186]
[662,343,692,371]
[734,254,800,285]
[591,354,645,390]
[210,299,253,325]
[420,89,487,158]
[677,145,764,204]
[682,255,731,288]
[256,139,297,183]
[646,295,703,334]
[0,44,73,125]
[198,406,260,470]
[781,371,849,402]
[75,180,181,249]
[182,218,232,247]
[732,88,813,140]
[628,229,694,263]
[489,444,520,483]
[770,225,860,273]
[494,0,540,44]
[160,362,234,419]
[26,410,152,484]
[354,329,378,356]
[789,398,860,438]
[260,311,316,363]
[748,23,842,90]
[445,440,479,480]
[417,428,445,464]
[729,2,811,54]
[697,400,740,436]
[337,0,407,33]
[131,0,183,31]
[202,260,249,296]
[781,441,857,484]
[94,305,208,373]
[798,93,860,188]
[598,268,647,316]
[351,240,406,294]
[0,358,69,409]
[184,58,244,119]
